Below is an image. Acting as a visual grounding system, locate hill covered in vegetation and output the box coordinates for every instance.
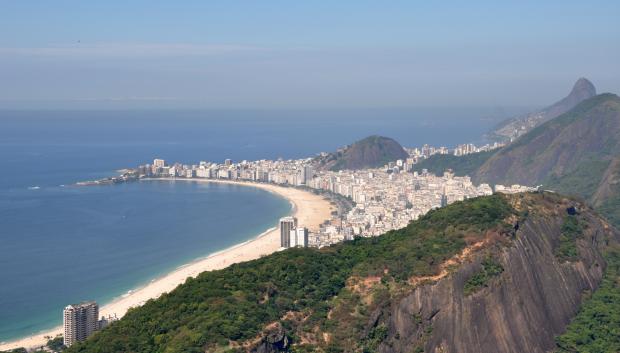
[313,135,409,171]
[475,93,620,226]
[63,193,619,353]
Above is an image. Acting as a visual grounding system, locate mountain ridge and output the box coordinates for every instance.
[454,92,620,240]
[490,78,597,141]
[474,93,620,228]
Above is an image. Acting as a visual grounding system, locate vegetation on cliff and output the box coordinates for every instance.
[555,247,620,353]
[555,214,583,262]
[463,257,504,295]
[65,195,514,353]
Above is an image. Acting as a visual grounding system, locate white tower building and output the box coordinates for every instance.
[63,301,99,347]
[289,227,309,248]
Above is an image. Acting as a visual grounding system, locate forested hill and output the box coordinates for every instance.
[313,135,408,171]
[64,193,620,353]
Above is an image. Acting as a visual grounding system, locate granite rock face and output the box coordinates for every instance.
[378,199,616,353]
[252,323,290,353]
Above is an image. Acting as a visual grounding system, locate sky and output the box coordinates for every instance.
[0,1,619,109]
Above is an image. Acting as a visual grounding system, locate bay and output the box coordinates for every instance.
[0,107,520,342]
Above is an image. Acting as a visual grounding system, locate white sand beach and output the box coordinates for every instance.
[0,179,333,351]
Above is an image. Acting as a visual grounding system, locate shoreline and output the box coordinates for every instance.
[0,178,333,351]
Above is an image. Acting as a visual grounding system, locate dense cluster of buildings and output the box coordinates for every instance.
[405,141,506,161]
[63,146,536,342]
[492,113,545,141]
[121,154,534,249]
[63,302,117,347]
[307,168,495,246]
[494,184,539,194]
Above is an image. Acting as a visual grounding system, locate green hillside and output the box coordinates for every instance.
[555,245,620,353]
[475,93,620,227]
[314,135,409,171]
[21,192,618,353]
[65,195,514,353]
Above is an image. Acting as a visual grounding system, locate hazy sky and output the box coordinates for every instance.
[1,1,619,109]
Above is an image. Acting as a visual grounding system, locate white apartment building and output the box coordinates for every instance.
[289,227,309,248]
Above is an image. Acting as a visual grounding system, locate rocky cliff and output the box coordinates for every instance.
[379,194,614,353]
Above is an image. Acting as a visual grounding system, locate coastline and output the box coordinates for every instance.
[0,178,333,350]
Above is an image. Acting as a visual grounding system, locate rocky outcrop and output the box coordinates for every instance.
[378,198,616,353]
[252,323,290,353]
[545,78,597,119]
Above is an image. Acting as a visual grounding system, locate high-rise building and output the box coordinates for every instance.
[224,159,232,166]
[153,159,166,168]
[63,301,99,347]
[441,193,449,207]
[279,217,297,248]
[289,227,308,247]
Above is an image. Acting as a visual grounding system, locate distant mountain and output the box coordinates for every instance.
[544,78,597,118]
[63,193,620,353]
[314,135,409,171]
[490,78,597,141]
[475,93,620,224]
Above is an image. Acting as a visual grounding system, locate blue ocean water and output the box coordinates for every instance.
[0,108,522,342]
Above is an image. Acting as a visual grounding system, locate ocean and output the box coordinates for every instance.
[0,107,524,342]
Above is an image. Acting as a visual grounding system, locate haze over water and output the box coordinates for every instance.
[0,108,514,342]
